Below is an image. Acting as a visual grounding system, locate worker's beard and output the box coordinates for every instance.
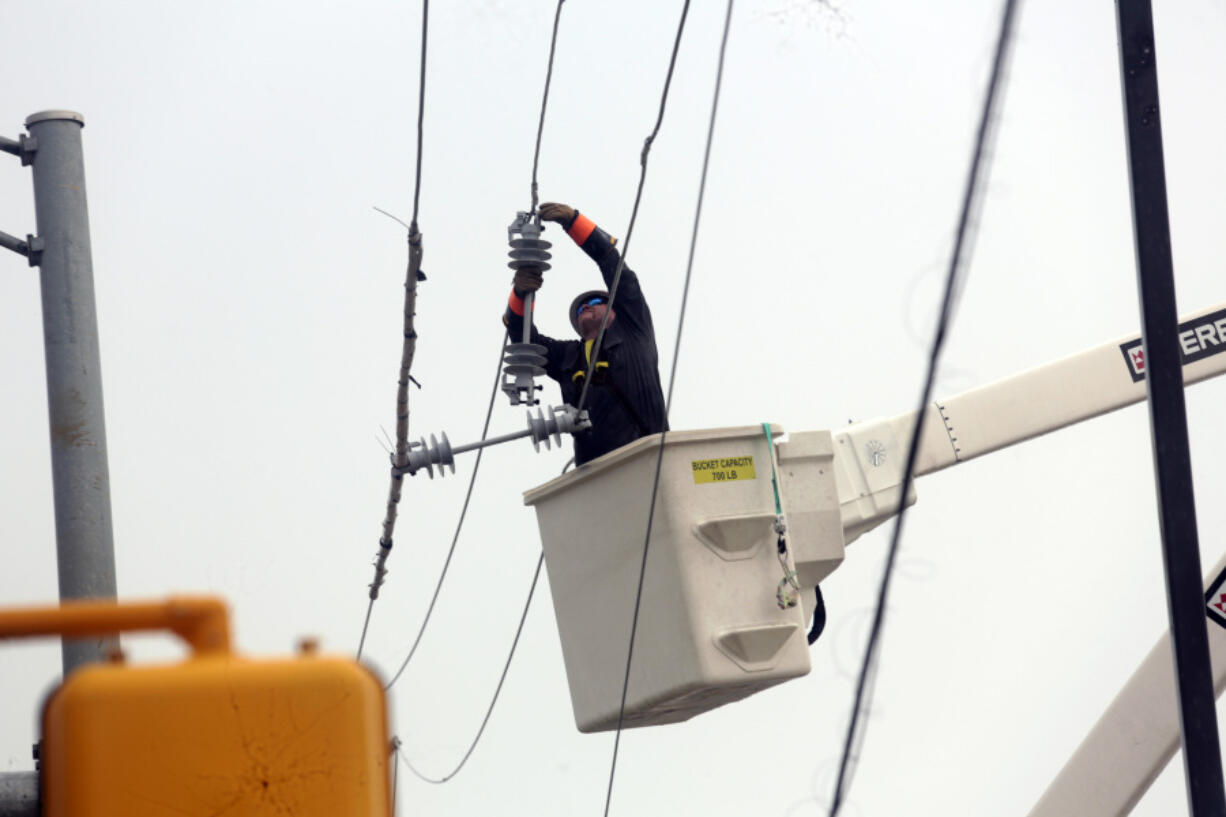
[577,307,614,340]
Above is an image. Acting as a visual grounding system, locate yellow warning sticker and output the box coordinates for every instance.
[691,456,756,484]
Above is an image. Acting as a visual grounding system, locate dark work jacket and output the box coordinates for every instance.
[504,223,668,466]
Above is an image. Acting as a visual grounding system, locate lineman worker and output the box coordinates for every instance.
[503,202,668,466]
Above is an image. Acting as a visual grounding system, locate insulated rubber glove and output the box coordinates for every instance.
[513,268,543,294]
[539,202,576,227]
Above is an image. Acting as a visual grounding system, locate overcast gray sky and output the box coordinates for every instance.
[3,1,1226,814]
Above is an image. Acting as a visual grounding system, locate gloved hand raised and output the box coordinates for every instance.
[539,202,576,226]
[513,268,543,294]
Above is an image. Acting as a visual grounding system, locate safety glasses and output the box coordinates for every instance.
[576,296,608,317]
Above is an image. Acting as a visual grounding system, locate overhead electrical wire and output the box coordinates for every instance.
[357,0,431,661]
[378,0,569,673]
[391,0,705,790]
[826,1,1021,814]
[409,0,428,230]
[395,551,546,784]
[375,0,571,780]
[602,1,732,814]
[382,0,566,689]
[357,585,377,661]
[530,0,566,214]
[384,335,507,690]
[576,0,692,416]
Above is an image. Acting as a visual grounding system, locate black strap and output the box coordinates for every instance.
[807,585,827,645]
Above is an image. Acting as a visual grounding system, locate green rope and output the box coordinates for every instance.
[762,422,782,515]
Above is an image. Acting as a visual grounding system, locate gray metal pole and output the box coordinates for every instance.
[25,110,118,673]
[0,773,38,817]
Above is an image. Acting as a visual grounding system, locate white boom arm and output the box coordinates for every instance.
[821,300,1226,816]
[827,302,1226,546]
[1026,550,1226,817]
[895,301,1226,477]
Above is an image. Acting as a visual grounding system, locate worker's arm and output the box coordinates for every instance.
[541,203,653,335]
[502,285,568,382]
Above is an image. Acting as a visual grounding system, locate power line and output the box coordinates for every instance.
[361,218,425,658]
[530,0,567,214]
[392,454,574,783]
[379,0,572,768]
[358,0,431,661]
[396,549,545,784]
[357,593,377,661]
[827,0,1021,813]
[380,0,567,686]
[410,0,428,229]
[576,0,693,415]
[384,334,507,690]
[602,1,733,813]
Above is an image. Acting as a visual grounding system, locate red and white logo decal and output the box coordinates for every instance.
[1121,307,1226,384]
[1205,567,1226,631]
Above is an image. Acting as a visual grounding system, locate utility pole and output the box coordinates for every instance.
[1,110,118,675]
[1113,3,1226,815]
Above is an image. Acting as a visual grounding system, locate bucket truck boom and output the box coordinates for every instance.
[834,300,1226,540]
[524,301,1226,732]
[1026,548,1226,817]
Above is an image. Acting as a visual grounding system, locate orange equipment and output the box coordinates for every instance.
[0,597,392,817]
